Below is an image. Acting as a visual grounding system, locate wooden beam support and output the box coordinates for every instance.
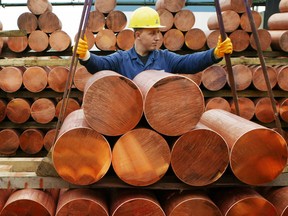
[0,30,27,37]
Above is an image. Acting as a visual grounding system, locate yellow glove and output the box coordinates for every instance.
[73,35,89,60]
[214,36,233,58]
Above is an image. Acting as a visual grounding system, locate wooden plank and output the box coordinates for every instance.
[0,158,42,172]
[0,30,27,37]
[0,165,12,172]
[0,58,71,67]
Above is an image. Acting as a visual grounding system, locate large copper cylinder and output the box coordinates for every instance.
[265,187,288,216]
[280,0,288,13]
[205,97,231,112]
[23,66,48,93]
[0,129,20,155]
[1,189,56,216]
[251,65,277,91]
[240,11,262,32]
[0,189,14,212]
[269,30,288,52]
[254,97,280,123]
[110,190,165,216]
[220,0,253,13]
[200,109,287,185]
[157,9,174,32]
[227,64,252,91]
[280,98,288,123]
[133,70,204,136]
[249,29,272,51]
[73,66,93,92]
[83,70,143,136]
[171,122,229,186]
[52,109,112,185]
[276,65,288,91]
[230,97,255,120]
[162,190,222,216]
[155,0,186,13]
[112,128,171,186]
[211,188,277,216]
[207,10,240,33]
[229,29,250,52]
[268,13,288,30]
[0,66,23,93]
[55,189,109,216]
[201,65,227,91]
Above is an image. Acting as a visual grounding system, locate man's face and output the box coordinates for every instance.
[135,28,161,51]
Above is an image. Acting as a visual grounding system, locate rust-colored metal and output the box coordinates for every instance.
[6,98,31,124]
[0,66,23,93]
[133,70,204,136]
[47,66,69,92]
[55,189,109,216]
[43,129,57,151]
[75,30,95,50]
[0,129,20,155]
[157,9,174,32]
[52,109,112,185]
[251,65,277,91]
[73,66,93,92]
[87,11,105,33]
[95,0,116,14]
[31,98,56,124]
[200,109,288,185]
[163,29,185,51]
[279,98,288,123]
[201,65,227,91]
[254,97,280,123]
[280,0,288,13]
[23,66,48,93]
[265,187,288,216]
[219,0,253,13]
[227,64,252,90]
[205,97,231,112]
[112,128,170,186]
[277,65,288,91]
[38,11,62,34]
[230,97,255,120]
[155,0,186,13]
[174,10,195,32]
[106,10,127,33]
[55,98,80,119]
[19,129,44,155]
[207,10,240,33]
[0,189,14,212]
[179,72,202,86]
[95,29,117,51]
[268,13,288,30]
[49,30,71,52]
[1,189,56,216]
[229,29,250,52]
[269,30,288,52]
[240,11,262,32]
[116,29,135,51]
[17,12,38,34]
[83,70,143,136]
[250,29,272,51]
[28,30,49,52]
[110,190,165,216]
[7,36,28,52]
[171,122,229,186]
[185,28,207,51]
[211,188,277,216]
[206,30,221,49]
[27,0,52,15]
[162,190,222,216]
[0,99,6,122]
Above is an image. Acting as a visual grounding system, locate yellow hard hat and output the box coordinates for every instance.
[128,6,165,28]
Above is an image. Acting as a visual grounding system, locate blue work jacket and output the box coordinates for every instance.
[80,47,221,80]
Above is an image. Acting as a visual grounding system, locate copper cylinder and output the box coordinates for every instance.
[279,98,288,123]
[28,30,49,52]
[87,11,105,33]
[95,29,117,51]
[268,12,288,30]
[211,187,277,216]
[269,30,288,52]
[220,0,253,13]
[201,65,227,91]
[55,189,109,216]
[0,99,6,122]
[106,10,127,33]
[206,30,221,49]
[110,190,165,216]
[112,128,171,186]
[155,0,186,13]
[162,190,222,216]
[254,97,280,123]
[47,66,69,92]
[207,10,240,33]
[38,11,62,34]
[83,70,143,136]
[205,97,231,112]
[49,30,71,52]
[230,97,255,120]
[179,72,202,86]
[31,98,55,124]
[250,29,272,51]
[229,29,250,52]
[0,129,20,155]
[174,9,195,32]
[23,66,48,93]
[27,0,52,15]
[280,0,288,13]
[1,189,56,216]
[75,30,95,50]
[0,190,14,212]
[55,98,81,120]
[251,65,277,91]
[95,0,116,14]
[52,109,112,185]
[157,9,174,32]
[17,12,38,34]
[7,36,28,53]
[265,187,288,216]
[185,28,207,51]
[240,11,262,32]
[133,70,204,136]
[200,109,287,185]
[227,64,252,90]
[171,122,229,186]
[73,66,93,92]
[43,129,56,151]
[0,66,23,93]
[6,98,31,124]
[163,29,185,51]
[19,129,44,154]
[116,29,135,51]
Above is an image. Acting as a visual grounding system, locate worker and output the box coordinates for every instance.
[75,6,233,80]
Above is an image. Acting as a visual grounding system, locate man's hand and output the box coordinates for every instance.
[214,36,233,58]
[73,35,90,60]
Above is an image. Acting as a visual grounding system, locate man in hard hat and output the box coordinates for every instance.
[75,6,232,80]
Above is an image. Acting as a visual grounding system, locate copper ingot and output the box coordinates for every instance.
[110,190,165,216]
[276,65,288,91]
[212,188,277,216]
[55,189,109,216]
[1,189,56,216]
[251,65,277,92]
[83,70,143,136]
[200,109,287,185]
[52,109,112,185]
[112,128,171,186]
[230,97,255,120]
[205,97,231,112]
[133,70,204,136]
[0,189,14,211]
[265,187,288,216]
[201,65,227,91]
[254,97,280,123]
[280,98,288,123]
[163,190,222,216]
[228,64,252,91]
[171,123,229,186]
